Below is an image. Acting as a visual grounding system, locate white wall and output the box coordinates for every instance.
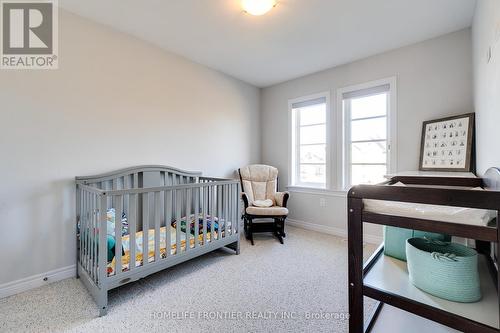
[261,29,473,240]
[473,0,500,175]
[0,11,260,285]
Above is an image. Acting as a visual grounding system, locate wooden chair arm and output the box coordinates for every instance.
[241,192,250,209]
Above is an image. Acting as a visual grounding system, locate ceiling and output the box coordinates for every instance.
[60,0,477,87]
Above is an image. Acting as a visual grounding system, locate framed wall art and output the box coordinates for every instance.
[419,113,475,172]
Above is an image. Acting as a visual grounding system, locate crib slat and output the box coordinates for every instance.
[112,179,117,208]
[133,173,138,188]
[233,183,237,236]
[219,186,224,240]
[220,185,224,239]
[233,183,238,235]
[76,185,81,268]
[142,193,149,267]
[224,184,229,239]
[172,175,177,242]
[89,193,94,280]
[106,180,112,209]
[236,184,240,235]
[89,192,93,271]
[185,188,191,252]
[154,191,161,262]
[129,193,136,271]
[87,192,93,280]
[124,176,131,229]
[115,195,122,275]
[228,184,232,237]
[81,191,86,271]
[176,189,182,254]
[86,191,90,271]
[233,183,237,235]
[86,192,91,282]
[161,171,165,186]
[219,184,223,237]
[82,191,87,272]
[93,193,98,281]
[228,184,233,237]
[221,185,226,239]
[78,187,83,266]
[82,188,86,267]
[165,190,172,257]
[194,187,199,248]
[84,191,90,272]
[98,195,107,285]
[211,185,215,242]
[124,177,130,219]
[231,184,240,235]
[202,186,208,245]
[130,175,138,270]
[89,192,94,274]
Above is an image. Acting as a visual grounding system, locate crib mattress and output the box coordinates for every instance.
[107,224,230,276]
[363,195,496,227]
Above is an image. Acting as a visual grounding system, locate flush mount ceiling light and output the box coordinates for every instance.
[241,0,277,16]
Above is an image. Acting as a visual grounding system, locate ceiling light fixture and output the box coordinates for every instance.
[241,0,277,16]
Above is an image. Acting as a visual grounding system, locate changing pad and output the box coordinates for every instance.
[363,182,496,226]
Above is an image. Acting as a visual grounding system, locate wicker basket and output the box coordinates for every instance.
[384,226,450,261]
[406,238,481,303]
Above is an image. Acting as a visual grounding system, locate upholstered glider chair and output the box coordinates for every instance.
[238,165,289,245]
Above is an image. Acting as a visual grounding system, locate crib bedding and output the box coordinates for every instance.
[107,223,231,276]
[363,183,496,226]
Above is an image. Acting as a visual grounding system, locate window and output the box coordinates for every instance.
[290,94,329,188]
[342,83,393,187]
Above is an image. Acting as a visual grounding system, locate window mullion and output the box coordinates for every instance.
[351,115,386,122]
[296,110,301,186]
[299,122,326,128]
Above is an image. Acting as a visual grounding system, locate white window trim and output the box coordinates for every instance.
[288,91,331,189]
[336,77,398,190]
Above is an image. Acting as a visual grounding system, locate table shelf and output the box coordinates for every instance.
[369,304,460,333]
[364,253,499,329]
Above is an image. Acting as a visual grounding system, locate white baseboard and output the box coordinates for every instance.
[287,218,383,245]
[0,265,76,299]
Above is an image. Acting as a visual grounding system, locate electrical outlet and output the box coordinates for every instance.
[319,198,326,207]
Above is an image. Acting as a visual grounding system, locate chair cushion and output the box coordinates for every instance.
[253,199,274,207]
[246,206,289,216]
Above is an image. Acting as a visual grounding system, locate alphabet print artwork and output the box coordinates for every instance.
[420,114,474,171]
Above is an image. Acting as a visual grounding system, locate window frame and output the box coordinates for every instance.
[288,92,331,189]
[336,77,398,189]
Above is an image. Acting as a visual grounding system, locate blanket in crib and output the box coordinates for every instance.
[107,226,219,276]
[171,214,225,234]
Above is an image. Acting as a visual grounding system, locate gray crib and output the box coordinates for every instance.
[75,165,240,316]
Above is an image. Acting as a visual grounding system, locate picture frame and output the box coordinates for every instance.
[419,113,475,172]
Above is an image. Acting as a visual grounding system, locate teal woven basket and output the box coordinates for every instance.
[406,238,481,303]
[384,226,451,261]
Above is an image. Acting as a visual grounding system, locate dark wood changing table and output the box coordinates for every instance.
[348,169,500,333]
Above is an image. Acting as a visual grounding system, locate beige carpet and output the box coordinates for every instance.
[0,226,377,333]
